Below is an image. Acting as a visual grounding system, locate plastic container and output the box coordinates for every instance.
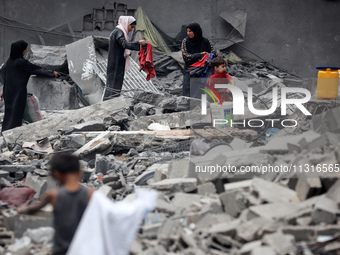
[316,67,340,100]
[210,102,233,128]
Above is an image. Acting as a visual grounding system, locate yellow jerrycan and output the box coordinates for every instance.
[316,67,340,100]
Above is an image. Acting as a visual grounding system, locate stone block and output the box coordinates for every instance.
[0,165,35,173]
[223,180,252,192]
[168,159,191,178]
[311,196,339,224]
[197,182,217,195]
[28,44,66,69]
[2,96,129,144]
[326,178,340,205]
[251,178,300,204]
[208,219,240,236]
[27,78,79,110]
[262,231,295,253]
[239,240,262,255]
[236,217,276,242]
[251,246,275,255]
[150,178,197,191]
[219,190,248,217]
[95,154,110,175]
[0,170,9,179]
[3,210,52,238]
[25,172,48,199]
[295,176,322,201]
[249,203,299,220]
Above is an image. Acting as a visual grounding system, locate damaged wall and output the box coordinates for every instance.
[0,0,339,78]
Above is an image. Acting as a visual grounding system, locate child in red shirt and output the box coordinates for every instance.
[209,57,235,102]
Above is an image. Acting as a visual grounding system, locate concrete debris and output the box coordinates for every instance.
[0,34,340,255]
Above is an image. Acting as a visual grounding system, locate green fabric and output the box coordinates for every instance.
[23,103,33,123]
[135,6,171,54]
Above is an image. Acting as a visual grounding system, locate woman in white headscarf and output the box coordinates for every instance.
[104,16,147,100]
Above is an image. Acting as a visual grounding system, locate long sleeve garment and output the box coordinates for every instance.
[181,37,215,97]
[104,28,140,100]
[138,42,155,81]
[0,58,54,132]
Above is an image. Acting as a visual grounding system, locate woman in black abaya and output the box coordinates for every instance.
[103,16,147,100]
[181,22,216,97]
[0,40,59,133]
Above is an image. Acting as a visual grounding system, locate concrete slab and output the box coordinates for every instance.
[2,96,129,144]
[252,178,300,204]
[150,178,197,191]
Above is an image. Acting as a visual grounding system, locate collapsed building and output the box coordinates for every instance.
[0,3,339,255]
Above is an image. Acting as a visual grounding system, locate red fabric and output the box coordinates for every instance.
[139,42,155,81]
[189,53,210,68]
[0,185,36,208]
[209,71,233,102]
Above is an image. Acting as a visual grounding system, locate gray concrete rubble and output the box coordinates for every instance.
[0,38,340,255]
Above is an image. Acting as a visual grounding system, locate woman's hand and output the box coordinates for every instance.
[139,40,147,46]
[201,51,209,55]
[53,71,60,78]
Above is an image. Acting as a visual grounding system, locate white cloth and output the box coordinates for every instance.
[66,188,157,255]
[116,16,136,71]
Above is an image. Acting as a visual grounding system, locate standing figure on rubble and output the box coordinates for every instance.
[104,16,147,100]
[181,22,216,97]
[0,40,59,133]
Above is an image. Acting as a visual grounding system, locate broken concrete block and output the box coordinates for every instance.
[262,231,295,253]
[7,236,31,255]
[157,219,181,244]
[28,44,66,69]
[140,223,163,239]
[2,210,52,238]
[73,131,113,160]
[208,219,240,236]
[223,180,252,192]
[0,170,9,179]
[250,246,275,255]
[168,159,191,178]
[326,178,340,205]
[25,172,48,199]
[236,217,276,242]
[0,154,12,165]
[95,154,110,175]
[27,78,78,110]
[251,178,300,204]
[0,227,15,245]
[261,131,326,154]
[150,178,197,191]
[2,96,128,144]
[219,189,248,217]
[239,240,262,255]
[197,182,217,195]
[248,203,299,220]
[311,196,339,224]
[312,106,340,134]
[0,165,35,173]
[295,176,322,201]
[133,102,156,116]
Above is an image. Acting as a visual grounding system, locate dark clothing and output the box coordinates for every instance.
[52,186,88,255]
[104,27,140,100]
[10,40,28,59]
[0,56,54,133]
[181,37,215,97]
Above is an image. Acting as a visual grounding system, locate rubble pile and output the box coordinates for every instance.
[0,42,339,255]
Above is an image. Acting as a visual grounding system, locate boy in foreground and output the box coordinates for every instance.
[18,153,94,255]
